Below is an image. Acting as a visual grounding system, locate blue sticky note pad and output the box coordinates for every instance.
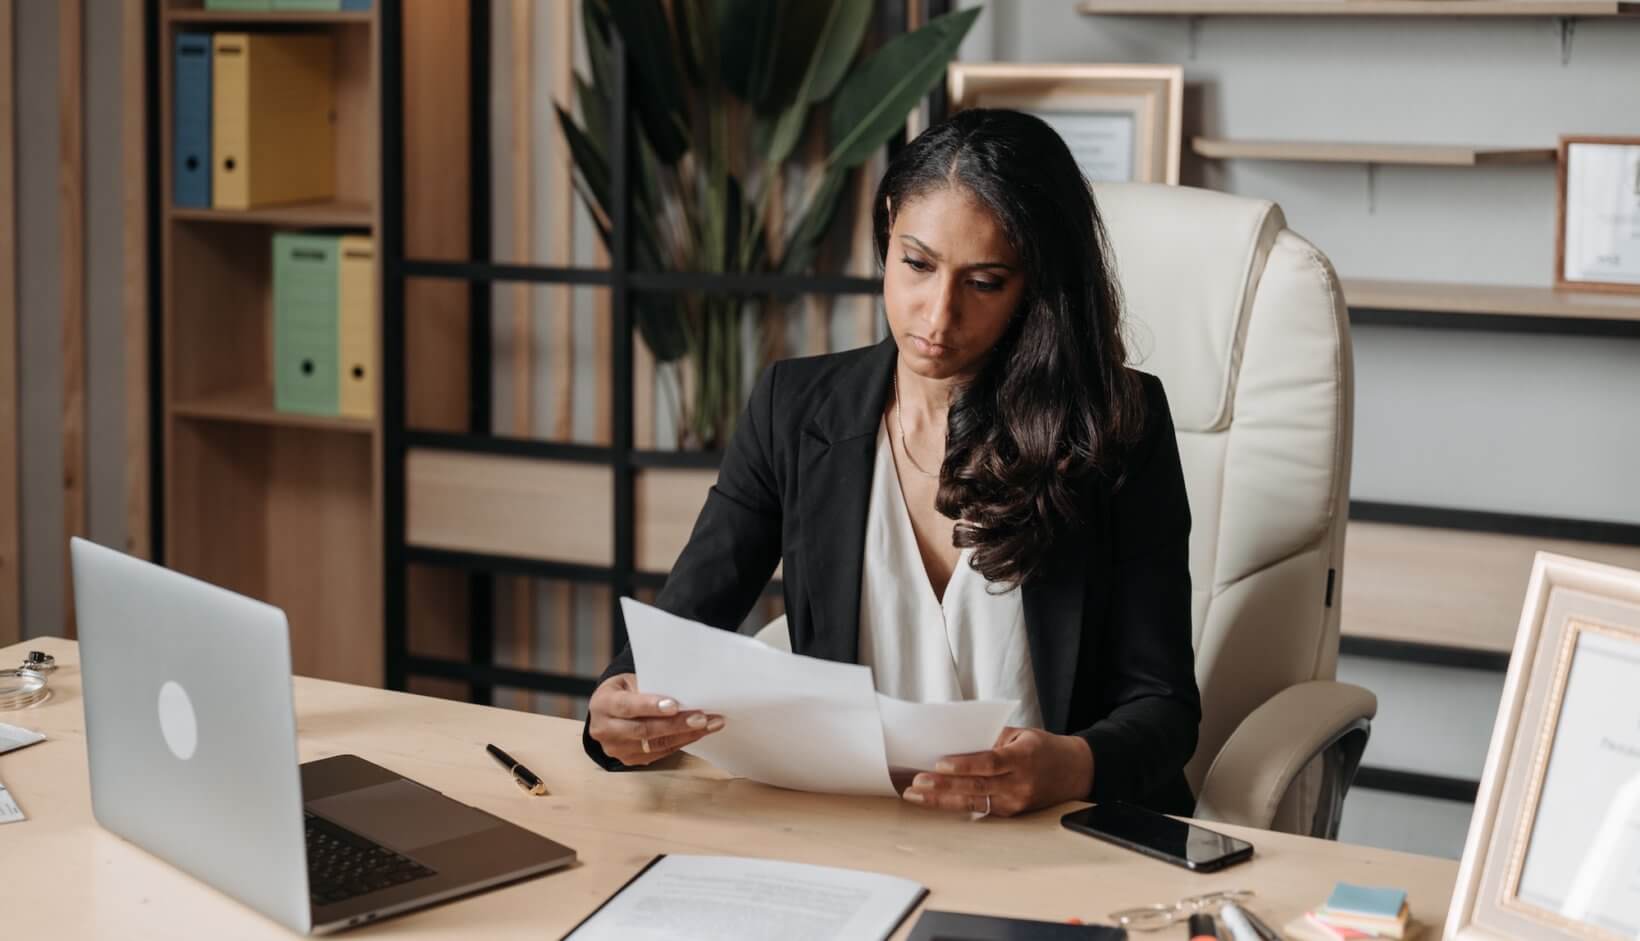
[1325,883,1407,917]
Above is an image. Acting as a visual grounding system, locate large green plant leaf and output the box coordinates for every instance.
[716,0,780,106]
[605,0,689,165]
[825,6,981,170]
[804,0,871,103]
[760,0,872,166]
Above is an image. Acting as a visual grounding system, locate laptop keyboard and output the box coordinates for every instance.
[305,811,437,907]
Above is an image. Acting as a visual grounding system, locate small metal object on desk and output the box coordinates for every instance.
[0,653,55,710]
[22,651,56,673]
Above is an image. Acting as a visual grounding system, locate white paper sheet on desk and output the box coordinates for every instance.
[876,695,1014,773]
[621,598,896,796]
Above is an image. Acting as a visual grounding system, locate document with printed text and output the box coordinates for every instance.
[564,854,927,941]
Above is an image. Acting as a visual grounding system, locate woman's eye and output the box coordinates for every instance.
[971,279,1003,293]
[901,256,933,273]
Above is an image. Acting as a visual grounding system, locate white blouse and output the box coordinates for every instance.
[856,421,1044,730]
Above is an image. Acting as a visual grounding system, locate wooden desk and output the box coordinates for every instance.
[1,638,1457,938]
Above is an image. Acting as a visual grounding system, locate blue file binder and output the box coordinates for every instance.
[173,33,212,209]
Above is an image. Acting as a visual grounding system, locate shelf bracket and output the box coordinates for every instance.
[1186,16,1201,61]
[1365,162,1378,215]
[1556,17,1576,66]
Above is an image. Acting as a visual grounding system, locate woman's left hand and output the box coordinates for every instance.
[900,727,1094,817]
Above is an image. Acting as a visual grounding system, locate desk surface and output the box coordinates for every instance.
[1,638,1457,939]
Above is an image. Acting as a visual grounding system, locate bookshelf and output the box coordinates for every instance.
[156,1,471,687]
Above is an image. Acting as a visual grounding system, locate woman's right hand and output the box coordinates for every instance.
[587,673,725,767]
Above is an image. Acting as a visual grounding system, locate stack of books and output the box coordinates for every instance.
[1286,883,1413,941]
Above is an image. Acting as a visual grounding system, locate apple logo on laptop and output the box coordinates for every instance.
[157,680,199,761]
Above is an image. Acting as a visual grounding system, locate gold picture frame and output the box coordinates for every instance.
[1446,553,1640,941]
[946,63,1183,186]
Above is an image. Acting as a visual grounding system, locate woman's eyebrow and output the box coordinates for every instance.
[898,234,1015,271]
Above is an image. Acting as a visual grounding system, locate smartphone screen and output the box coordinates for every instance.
[1061,802,1253,871]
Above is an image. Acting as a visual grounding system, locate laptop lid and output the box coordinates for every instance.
[73,537,313,935]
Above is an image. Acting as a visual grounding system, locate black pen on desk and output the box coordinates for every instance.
[486,743,548,796]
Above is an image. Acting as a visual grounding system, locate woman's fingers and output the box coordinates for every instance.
[611,726,717,765]
[900,747,1023,815]
[602,711,723,743]
[910,771,990,795]
[588,673,729,763]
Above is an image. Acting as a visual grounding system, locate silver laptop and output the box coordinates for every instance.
[71,538,577,934]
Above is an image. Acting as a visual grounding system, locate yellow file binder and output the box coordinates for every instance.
[211,32,336,209]
[337,235,375,419]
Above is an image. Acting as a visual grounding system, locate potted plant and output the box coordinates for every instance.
[558,0,980,449]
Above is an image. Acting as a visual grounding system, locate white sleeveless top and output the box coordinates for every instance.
[857,421,1044,730]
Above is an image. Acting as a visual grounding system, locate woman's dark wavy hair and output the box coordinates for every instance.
[873,107,1146,588]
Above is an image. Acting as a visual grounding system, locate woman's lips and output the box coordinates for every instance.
[910,334,954,357]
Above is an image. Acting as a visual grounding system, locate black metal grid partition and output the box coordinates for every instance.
[380,2,897,704]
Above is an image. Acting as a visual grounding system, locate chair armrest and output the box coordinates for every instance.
[1194,680,1376,832]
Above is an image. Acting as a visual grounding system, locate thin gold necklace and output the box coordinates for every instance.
[893,367,941,479]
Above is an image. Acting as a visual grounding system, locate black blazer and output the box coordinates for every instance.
[584,338,1201,815]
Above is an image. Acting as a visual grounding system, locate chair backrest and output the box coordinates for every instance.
[1090,182,1355,793]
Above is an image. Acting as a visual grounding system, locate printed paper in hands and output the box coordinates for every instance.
[619,599,1015,796]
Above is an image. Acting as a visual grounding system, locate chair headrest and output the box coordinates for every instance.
[1091,182,1287,433]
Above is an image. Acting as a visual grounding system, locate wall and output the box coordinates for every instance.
[10,0,136,639]
[962,1,1640,857]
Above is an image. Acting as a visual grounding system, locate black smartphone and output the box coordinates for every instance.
[1061,802,1254,872]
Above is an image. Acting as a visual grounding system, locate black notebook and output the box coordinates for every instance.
[907,909,1128,941]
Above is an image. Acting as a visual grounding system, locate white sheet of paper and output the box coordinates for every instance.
[565,854,925,941]
[0,722,45,755]
[621,599,896,796]
[876,695,1015,773]
[0,779,24,824]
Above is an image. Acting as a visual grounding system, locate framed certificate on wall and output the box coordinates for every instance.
[946,63,1183,186]
[1447,553,1640,941]
[1555,136,1640,295]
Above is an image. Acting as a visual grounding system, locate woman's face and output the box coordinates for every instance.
[883,186,1026,383]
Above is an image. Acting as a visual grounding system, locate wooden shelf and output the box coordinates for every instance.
[1080,1,1640,16]
[169,200,374,228]
[166,9,372,25]
[1343,278,1640,322]
[172,395,374,434]
[1192,138,1555,166]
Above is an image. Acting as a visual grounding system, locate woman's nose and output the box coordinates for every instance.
[925,276,960,333]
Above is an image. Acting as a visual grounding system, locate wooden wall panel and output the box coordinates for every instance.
[1342,521,1640,654]
[634,468,717,574]
[0,0,19,644]
[406,451,614,565]
[59,0,85,637]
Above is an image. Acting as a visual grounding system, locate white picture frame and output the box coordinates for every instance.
[1446,552,1640,941]
[946,63,1184,186]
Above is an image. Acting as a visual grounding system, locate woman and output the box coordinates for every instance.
[583,108,1200,818]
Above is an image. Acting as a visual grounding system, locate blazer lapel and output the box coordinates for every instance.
[795,339,897,665]
[1023,539,1089,734]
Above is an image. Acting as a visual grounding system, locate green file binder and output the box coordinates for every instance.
[274,233,340,416]
[204,0,274,10]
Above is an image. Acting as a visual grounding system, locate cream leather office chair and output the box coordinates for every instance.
[758,183,1370,838]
